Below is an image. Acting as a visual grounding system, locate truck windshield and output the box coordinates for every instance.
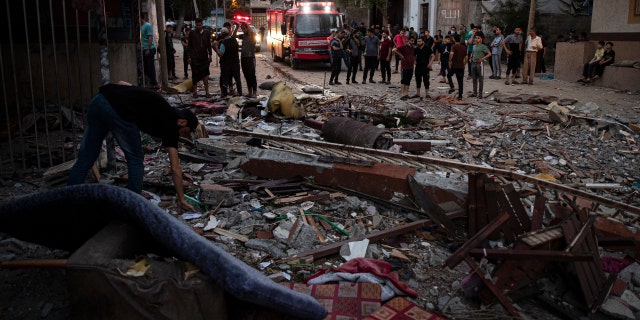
[295,14,341,37]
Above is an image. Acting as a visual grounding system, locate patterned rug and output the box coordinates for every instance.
[283,282,382,319]
[363,297,449,320]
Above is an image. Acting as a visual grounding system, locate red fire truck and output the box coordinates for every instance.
[266,0,342,69]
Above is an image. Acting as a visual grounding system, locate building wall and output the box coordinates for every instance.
[592,0,640,34]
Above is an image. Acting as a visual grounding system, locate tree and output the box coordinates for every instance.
[486,0,530,35]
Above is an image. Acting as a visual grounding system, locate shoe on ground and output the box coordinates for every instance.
[410,94,420,99]
[457,96,463,100]
[352,80,358,84]
[369,79,376,83]
[334,81,342,85]
[346,80,350,84]
[400,95,409,100]
[328,81,334,85]
[469,93,477,97]
[362,79,367,84]
[393,70,399,74]
[478,95,483,99]
[448,88,455,94]
[385,81,391,84]
[505,80,510,85]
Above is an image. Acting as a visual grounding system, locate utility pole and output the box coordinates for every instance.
[156,0,168,87]
[527,0,536,32]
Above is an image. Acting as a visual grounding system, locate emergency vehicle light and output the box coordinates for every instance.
[295,2,334,7]
[233,14,251,22]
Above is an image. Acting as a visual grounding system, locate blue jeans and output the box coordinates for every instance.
[68,93,144,193]
[491,53,502,77]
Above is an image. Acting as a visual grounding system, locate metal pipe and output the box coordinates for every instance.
[22,0,41,169]
[36,0,54,167]
[49,0,67,163]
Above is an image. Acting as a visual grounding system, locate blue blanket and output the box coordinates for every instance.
[0,184,327,319]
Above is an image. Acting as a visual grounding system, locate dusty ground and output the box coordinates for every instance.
[1,38,639,320]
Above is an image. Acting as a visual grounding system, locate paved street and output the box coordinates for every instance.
[167,37,639,123]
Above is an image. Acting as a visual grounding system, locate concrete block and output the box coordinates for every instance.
[597,66,640,91]
[554,42,594,82]
[200,183,239,206]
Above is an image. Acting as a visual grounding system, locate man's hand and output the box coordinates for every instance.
[177,198,195,214]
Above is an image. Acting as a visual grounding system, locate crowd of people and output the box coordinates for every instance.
[145,16,615,102]
[141,15,258,99]
[321,21,619,100]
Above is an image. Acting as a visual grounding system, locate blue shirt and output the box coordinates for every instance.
[141,22,156,50]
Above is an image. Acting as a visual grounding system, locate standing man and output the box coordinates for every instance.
[68,82,198,213]
[522,28,543,85]
[239,22,257,97]
[328,30,344,85]
[140,14,159,89]
[437,35,454,91]
[449,35,468,100]
[187,18,213,98]
[345,31,361,84]
[213,27,242,98]
[180,26,191,79]
[362,29,380,84]
[502,27,523,85]
[392,28,407,73]
[378,30,393,84]
[469,35,491,98]
[413,37,434,99]
[489,26,504,79]
[392,36,415,100]
[165,24,177,81]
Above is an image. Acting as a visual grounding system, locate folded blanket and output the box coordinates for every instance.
[0,184,327,319]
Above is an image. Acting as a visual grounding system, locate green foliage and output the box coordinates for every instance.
[486,0,529,35]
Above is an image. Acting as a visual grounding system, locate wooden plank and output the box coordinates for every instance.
[445,213,511,269]
[504,183,532,231]
[495,186,519,243]
[407,174,455,232]
[464,257,522,319]
[467,173,478,236]
[562,215,598,308]
[475,173,488,232]
[483,178,501,240]
[531,194,546,231]
[468,248,593,262]
[212,228,249,242]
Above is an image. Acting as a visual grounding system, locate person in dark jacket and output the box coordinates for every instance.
[213,27,242,98]
[68,82,198,213]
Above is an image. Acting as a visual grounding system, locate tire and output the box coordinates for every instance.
[291,57,299,70]
[272,48,280,62]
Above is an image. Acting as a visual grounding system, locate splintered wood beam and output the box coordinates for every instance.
[445,212,511,269]
[467,173,478,235]
[468,248,593,261]
[531,194,547,231]
[464,257,522,319]
[407,174,455,232]
[504,183,532,231]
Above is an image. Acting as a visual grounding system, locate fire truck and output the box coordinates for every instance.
[266,0,342,69]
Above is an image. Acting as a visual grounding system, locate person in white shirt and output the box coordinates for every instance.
[522,28,542,85]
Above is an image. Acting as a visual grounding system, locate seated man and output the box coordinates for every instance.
[578,40,604,83]
[592,41,615,80]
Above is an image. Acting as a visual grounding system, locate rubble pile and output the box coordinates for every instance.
[2,88,640,320]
